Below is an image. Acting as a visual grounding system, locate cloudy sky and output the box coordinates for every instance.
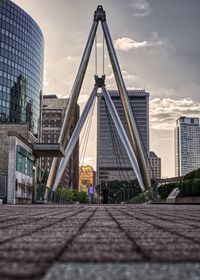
[12,0,200,177]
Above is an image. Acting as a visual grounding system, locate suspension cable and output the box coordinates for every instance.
[95,33,97,75]
[129,100,157,185]
[80,97,96,166]
[103,34,105,75]
[68,97,96,187]
[104,99,125,182]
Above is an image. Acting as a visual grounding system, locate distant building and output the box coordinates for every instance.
[41,95,79,190]
[97,90,149,184]
[175,116,200,176]
[79,165,96,192]
[149,151,161,179]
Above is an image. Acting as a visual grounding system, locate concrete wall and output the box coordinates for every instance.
[0,124,29,174]
[7,134,34,204]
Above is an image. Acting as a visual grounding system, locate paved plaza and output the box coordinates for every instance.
[0,204,200,279]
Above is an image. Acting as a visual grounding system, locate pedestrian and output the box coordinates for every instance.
[87,184,95,204]
[103,185,108,204]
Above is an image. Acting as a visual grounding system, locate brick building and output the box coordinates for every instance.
[41,95,79,190]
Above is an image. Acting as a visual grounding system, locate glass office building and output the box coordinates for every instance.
[0,0,44,138]
[97,90,149,183]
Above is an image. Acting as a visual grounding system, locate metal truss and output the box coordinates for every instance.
[47,5,151,193]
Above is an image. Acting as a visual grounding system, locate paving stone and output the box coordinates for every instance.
[0,204,200,280]
[43,262,200,280]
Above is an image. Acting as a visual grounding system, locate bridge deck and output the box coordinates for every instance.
[0,204,200,279]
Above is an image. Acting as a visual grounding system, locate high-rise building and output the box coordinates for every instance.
[41,95,79,190]
[0,0,44,139]
[175,116,200,176]
[79,165,96,192]
[149,151,161,179]
[97,90,149,183]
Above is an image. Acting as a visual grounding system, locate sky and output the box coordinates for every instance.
[12,0,200,177]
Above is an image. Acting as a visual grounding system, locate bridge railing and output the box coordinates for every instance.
[35,184,73,204]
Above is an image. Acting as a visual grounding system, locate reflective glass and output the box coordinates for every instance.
[0,0,44,138]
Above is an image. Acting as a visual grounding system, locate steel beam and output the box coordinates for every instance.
[101,20,151,190]
[101,87,145,192]
[52,87,98,191]
[47,21,99,190]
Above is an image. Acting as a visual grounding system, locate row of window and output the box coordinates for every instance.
[1,41,43,77]
[16,152,33,177]
[1,1,43,43]
[0,66,42,97]
[0,12,43,52]
[0,50,43,87]
[0,26,43,64]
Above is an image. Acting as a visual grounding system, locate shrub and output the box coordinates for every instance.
[158,183,178,199]
[184,168,200,181]
[179,179,200,196]
[56,187,88,203]
[129,190,153,204]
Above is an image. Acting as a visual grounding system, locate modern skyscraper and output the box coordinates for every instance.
[41,95,79,190]
[175,116,200,176]
[97,89,149,183]
[0,0,44,138]
[149,151,161,179]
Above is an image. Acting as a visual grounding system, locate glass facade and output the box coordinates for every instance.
[175,117,200,176]
[0,0,44,138]
[97,90,149,183]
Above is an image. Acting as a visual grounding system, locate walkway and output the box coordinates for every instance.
[0,204,200,279]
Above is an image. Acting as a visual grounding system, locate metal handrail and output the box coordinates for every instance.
[35,184,73,204]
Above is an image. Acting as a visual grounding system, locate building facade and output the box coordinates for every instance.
[97,90,149,183]
[41,95,79,190]
[0,123,37,204]
[175,116,200,176]
[149,151,161,179]
[0,0,44,139]
[79,165,96,192]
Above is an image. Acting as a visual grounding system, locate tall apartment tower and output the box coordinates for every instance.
[175,116,200,176]
[149,151,161,179]
[41,95,79,190]
[97,90,149,184]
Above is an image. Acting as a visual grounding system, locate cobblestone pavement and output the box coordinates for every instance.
[0,204,200,279]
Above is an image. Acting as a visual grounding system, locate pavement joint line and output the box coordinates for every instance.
[0,207,89,246]
[105,207,150,261]
[38,207,98,280]
[116,207,200,245]
[125,208,200,230]
[0,208,82,230]
[129,207,200,225]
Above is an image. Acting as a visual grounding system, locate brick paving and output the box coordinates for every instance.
[0,204,200,279]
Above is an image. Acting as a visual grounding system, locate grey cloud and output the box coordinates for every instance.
[150,97,200,130]
[130,0,153,17]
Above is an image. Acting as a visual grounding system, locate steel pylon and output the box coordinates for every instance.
[46,5,151,193]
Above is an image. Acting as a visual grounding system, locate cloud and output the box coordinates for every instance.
[43,68,49,87]
[78,94,90,104]
[114,32,173,52]
[115,37,148,51]
[150,97,200,130]
[106,68,142,89]
[66,55,79,61]
[130,0,153,17]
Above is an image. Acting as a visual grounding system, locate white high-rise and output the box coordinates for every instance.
[175,116,200,176]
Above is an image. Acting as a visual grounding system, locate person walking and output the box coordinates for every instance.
[87,184,95,204]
